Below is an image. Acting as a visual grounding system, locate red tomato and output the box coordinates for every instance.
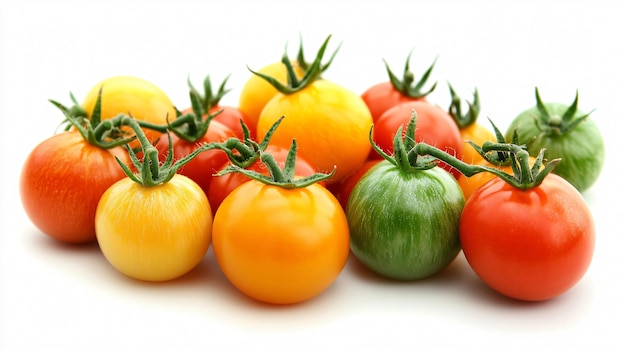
[372,101,464,178]
[208,145,319,214]
[460,173,595,301]
[20,130,130,243]
[153,119,237,198]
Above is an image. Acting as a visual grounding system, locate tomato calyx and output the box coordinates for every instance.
[187,74,231,112]
[295,33,341,74]
[447,83,481,129]
[371,110,439,172]
[248,34,337,95]
[532,87,594,136]
[217,138,334,189]
[50,90,167,149]
[385,51,437,99]
[164,89,225,143]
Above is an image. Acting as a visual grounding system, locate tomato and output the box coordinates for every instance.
[460,173,595,301]
[20,130,130,243]
[505,88,604,192]
[212,179,349,305]
[153,119,236,198]
[208,144,319,214]
[361,53,437,124]
[347,115,465,280]
[82,75,176,144]
[238,61,304,140]
[372,101,464,178]
[95,174,212,281]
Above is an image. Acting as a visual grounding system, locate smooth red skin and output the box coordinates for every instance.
[361,82,425,124]
[20,131,131,243]
[154,120,236,198]
[460,174,595,301]
[208,145,319,214]
[371,100,464,178]
[332,159,382,210]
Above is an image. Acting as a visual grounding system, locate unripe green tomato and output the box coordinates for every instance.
[346,161,465,280]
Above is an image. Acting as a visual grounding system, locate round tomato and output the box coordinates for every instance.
[460,173,595,301]
[208,144,319,214]
[212,179,350,304]
[153,119,236,198]
[372,100,464,178]
[505,88,604,192]
[95,174,212,281]
[82,75,176,144]
[361,54,437,123]
[331,159,382,210]
[20,130,130,243]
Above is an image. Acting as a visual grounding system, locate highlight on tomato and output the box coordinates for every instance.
[413,137,596,301]
[371,100,464,178]
[361,51,438,124]
[20,95,137,244]
[254,35,373,184]
[212,139,350,305]
[505,87,604,192]
[347,113,465,280]
[95,119,214,282]
[153,89,237,198]
[81,75,176,145]
[446,83,496,165]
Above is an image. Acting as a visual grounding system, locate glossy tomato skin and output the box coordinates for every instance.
[505,102,604,192]
[361,82,424,123]
[82,76,176,144]
[212,180,350,304]
[95,175,212,282]
[460,174,595,301]
[153,120,236,198]
[257,79,373,184]
[347,162,465,280]
[20,131,130,243]
[372,100,464,178]
[207,145,319,214]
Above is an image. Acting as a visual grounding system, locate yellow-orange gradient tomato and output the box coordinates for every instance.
[82,76,176,143]
[238,62,303,140]
[212,180,350,304]
[257,79,373,184]
[95,175,212,282]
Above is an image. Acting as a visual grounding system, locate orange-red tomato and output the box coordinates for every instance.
[20,131,130,243]
[460,174,595,301]
[212,180,350,304]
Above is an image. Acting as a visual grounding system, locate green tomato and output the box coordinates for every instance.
[505,89,604,192]
[346,161,465,280]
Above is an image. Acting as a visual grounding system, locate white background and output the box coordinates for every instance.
[1,1,624,350]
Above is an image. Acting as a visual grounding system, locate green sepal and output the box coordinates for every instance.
[533,87,594,136]
[385,51,437,99]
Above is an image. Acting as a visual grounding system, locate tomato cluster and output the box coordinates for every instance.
[20,35,602,304]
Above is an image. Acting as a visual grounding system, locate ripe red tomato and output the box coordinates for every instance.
[460,173,595,301]
[153,119,236,198]
[20,130,130,243]
[372,101,464,178]
[208,145,319,214]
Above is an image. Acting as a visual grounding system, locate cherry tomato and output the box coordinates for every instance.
[208,145,319,214]
[212,179,350,304]
[20,130,130,243]
[82,75,176,144]
[372,101,464,178]
[460,173,595,301]
[95,174,213,281]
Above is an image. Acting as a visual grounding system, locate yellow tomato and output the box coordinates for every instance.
[82,75,176,143]
[238,61,303,139]
[212,180,350,304]
[95,174,212,282]
[257,79,373,184]
[459,122,497,165]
